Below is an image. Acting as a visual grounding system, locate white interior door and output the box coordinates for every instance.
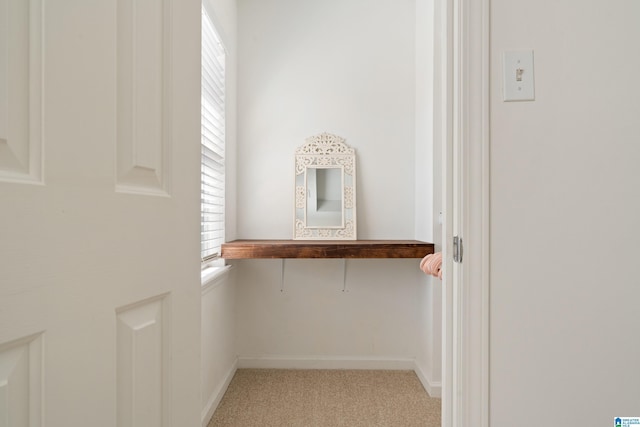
[0,1,202,425]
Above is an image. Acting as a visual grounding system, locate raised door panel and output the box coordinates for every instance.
[117,295,170,427]
[116,0,171,196]
[0,0,43,184]
[0,333,43,427]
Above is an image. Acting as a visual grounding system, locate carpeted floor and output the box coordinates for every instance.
[207,369,441,427]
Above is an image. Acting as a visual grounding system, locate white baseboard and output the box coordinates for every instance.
[413,362,442,398]
[237,355,416,371]
[201,358,238,427]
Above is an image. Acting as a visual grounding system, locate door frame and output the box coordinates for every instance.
[439,0,490,425]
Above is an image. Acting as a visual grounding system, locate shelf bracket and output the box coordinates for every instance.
[342,259,348,292]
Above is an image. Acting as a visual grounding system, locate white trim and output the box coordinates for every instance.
[201,264,232,294]
[479,1,491,425]
[441,0,490,425]
[414,362,442,398]
[437,0,455,423]
[201,357,238,427]
[237,355,416,371]
[459,0,490,425]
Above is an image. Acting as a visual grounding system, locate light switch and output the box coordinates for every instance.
[503,50,535,101]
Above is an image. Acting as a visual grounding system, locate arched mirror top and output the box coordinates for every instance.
[295,133,356,175]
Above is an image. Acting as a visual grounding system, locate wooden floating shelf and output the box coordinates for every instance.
[221,239,435,259]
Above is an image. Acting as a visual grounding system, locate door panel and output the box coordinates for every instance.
[0,333,43,427]
[116,295,170,427]
[0,1,201,426]
[116,0,171,196]
[0,0,43,183]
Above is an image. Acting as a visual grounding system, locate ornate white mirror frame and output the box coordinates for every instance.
[294,133,356,240]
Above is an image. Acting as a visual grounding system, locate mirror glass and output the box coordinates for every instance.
[294,133,356,240]
[306,167,343,227]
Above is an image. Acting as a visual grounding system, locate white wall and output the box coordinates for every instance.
[201,0,238,424]
[235,258,427,367]
[490,0,640,424]
[237,0,416,239]
[236,0,439,389]
[201,269,237,425]
[414,0,442,393]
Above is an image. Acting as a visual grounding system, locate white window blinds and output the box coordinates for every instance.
[201,6,225,261]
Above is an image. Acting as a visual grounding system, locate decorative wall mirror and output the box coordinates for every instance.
[294,133,356,240]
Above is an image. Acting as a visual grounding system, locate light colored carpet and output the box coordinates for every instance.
[207,369,441,427]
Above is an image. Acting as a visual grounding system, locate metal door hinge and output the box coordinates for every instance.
[453,235,463,263]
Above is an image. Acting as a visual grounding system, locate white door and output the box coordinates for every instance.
[0,1,202,426]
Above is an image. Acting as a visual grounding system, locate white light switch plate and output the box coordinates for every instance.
[503,50,535,101]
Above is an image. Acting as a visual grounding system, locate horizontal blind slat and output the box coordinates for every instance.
[201,5,225,261]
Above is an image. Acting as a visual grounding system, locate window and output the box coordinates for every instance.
[201,6,225,262]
